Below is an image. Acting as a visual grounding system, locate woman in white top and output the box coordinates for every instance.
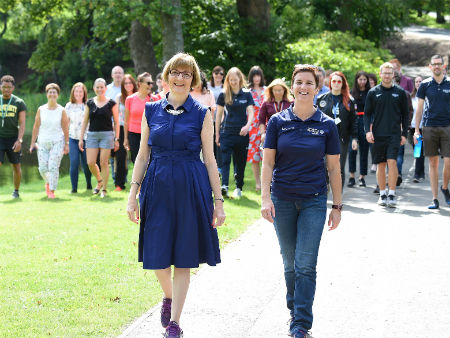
[208,65,224,102]
[410,76,425,182]
[30,83,69,199]
[191,71,216,115]
[66,82,92,193]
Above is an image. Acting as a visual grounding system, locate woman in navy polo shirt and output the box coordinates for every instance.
[215,67,255,199]
[261,64,342,338]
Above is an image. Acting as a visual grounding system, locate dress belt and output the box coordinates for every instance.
[152,149,199,161]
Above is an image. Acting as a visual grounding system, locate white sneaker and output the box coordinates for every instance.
[232,188,242,199]
[221,185,229,198]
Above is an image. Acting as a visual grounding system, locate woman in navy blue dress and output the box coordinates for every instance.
[127,53,225,338]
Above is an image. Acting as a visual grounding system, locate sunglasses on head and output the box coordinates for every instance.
[331,79,342,84]
[141,81,154,85]
[214,72,224,76]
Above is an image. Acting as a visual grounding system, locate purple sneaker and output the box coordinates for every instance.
[161,298,172,328]
[164,321,183,338]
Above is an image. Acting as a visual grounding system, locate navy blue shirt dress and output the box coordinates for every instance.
[138,95,221,269]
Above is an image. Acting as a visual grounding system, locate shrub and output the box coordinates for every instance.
[276,31,393,85]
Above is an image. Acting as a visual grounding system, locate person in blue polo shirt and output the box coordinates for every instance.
[414,54,450,209]
[261,64,342,338]
[215,67,255,199]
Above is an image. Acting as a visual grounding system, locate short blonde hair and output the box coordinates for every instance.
[223,67,247,105]
[45,83,60,94]
[379,62,394,73]
[69,82,88,103]
[162,53,201,89]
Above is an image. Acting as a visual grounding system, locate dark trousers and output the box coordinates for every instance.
[214,126,222,173]
[396,145,405,176]
[409,128,425,178]
[69,138,92,191]
[128,131,141,164]
[348,116,369,176]
[340,139,349,188]
[220,133,249,189]
[114,126,128,189]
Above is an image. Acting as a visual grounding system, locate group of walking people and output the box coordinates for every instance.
[1,51,449,338]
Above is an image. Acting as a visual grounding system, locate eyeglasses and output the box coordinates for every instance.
[331,79,342,84]
[169,70,193,79]
[140,81,154,86]
[214,72,224,76]
[124,81,134,85]
[381,72,393,75]
[431,63,443,67]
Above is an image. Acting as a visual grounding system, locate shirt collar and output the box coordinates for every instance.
[432,75,448,85]
[288,106,322,122]
[161,93,194,111]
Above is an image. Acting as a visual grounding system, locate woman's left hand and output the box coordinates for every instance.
[114,140,119,152]
[63,144,69,155]
[327,209,341,231]
[351,139,358,151]
[212,202,226,228]
[239,125,250,136]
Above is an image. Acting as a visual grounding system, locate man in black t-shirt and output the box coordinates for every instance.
[0,75,27,198]
[364,62,409,208]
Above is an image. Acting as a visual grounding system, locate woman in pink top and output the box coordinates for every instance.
[124,72,155,163]
[190,71,216,116]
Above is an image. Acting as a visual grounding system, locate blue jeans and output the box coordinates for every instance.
[272,193,327,333]
[397,144,405,176]
[69,138,92,191]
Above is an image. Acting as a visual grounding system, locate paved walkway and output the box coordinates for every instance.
[118,148,449,338]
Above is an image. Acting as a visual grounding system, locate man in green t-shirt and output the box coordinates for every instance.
[0,75,27,198]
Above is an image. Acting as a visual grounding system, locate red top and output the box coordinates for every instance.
[258,99,291,126]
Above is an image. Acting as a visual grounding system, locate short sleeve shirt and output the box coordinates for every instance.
[0,94,27,138]
[264,107,340,200]
[416,76,450,127]
[87,98,116,132]
[65,102,87,140]
[216,89,254,134]
[125,93,152,133]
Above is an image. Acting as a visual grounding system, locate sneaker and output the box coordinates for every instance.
[428,199,439,209]
[387,194,397,208]
[290,327,312,338]
[347,177,356,187]
[373,185,380,194]
[440,186,450,206]
[359,178,366,187]
[413,177,420,183]
[114,186,123,192]
[100,190,107,198]
[396,175,402,187]
[418,177,425,183]
[160,298,172,328]
[232,188,242,199]
[221,185,228,198]
[164,321,183,338]
[377,194,387,206]
[370,164,377,173]
[12,190,19,198]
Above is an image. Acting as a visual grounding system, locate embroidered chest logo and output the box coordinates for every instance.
[392,93,399,98]
[319,100,326,108]
[307,127,324,135]
[376,94,382,97]
[281,126,295,132]
[443,89,450,94]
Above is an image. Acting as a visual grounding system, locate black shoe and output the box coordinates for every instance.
[373,185,380,194]
[359,178,366,187]
[347,177,356,187]
[71,189,78,194]
[12,190,19,198]
[396,175,402,187]
[428,199,439,209]
[441,186,450,206]
[413,177,419,183]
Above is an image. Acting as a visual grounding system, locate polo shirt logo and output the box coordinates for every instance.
[392,93,399,97]
[443,89,450,93]
[281,126,295,131]
[319,100,326,108]
[307,127,324,135]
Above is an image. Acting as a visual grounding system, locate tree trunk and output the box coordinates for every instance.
[161,0,184,63]
[236,0,270,30]
[129,19,160,77]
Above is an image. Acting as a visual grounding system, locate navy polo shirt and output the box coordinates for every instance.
[416,76,450,127]
[217,89,254,134]
[264,107,340,200]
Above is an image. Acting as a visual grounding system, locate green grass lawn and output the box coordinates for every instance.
[0,165,262,338]
[409,12,450,30]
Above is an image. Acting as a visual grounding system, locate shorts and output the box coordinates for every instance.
[373,135,401,164]
[86,131,114,149]
[423,125,450,157]
[0,136,21,164]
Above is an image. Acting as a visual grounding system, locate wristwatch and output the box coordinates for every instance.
[214,197,224,202]
[332,204,343,211]
[114,138,119,142]
[17,138,23,143]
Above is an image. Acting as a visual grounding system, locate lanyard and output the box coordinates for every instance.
[1,96,13,128]
[273,101,282,113]
[332,102,339,119]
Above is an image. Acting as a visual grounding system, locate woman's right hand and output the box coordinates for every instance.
[127,194,140,224]
[261,197,275,223]
[78,139,84,152]
[123,138,129,151]
[215,135,220,147]
[29,142,36,153]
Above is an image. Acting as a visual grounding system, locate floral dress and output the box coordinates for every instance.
[247,87,265,163]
